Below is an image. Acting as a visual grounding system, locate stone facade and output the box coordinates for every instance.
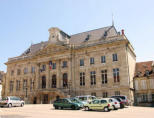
[134,61,154,106]
[0,71,6,99]
[4,26,136,104]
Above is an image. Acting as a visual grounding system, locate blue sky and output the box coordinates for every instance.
[0,0,154,72]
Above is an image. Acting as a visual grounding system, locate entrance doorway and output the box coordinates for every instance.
[33,97,37,104]
[43,94,48,104]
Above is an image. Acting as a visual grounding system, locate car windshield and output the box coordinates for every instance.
[118,96,126,100]
[78,97,87,101]
[70,98,80,103]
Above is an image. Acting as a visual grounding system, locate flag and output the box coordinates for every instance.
[49,61,52,70]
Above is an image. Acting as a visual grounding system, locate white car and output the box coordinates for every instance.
[101,98,120,110]
[109,98,120,110]
[0,96,25,107]
[76,95,96,105]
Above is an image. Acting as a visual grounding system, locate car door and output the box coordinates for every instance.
[90,100,100,110]
[16,97,21,106]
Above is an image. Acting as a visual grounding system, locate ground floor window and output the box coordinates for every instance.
[63,73,68,88]
[52,75,56,88]
[103,92,108,98]
[91,92,96,96]
[141,94,148,102]
[115,91,120,95]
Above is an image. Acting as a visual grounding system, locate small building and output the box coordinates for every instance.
[134,61,154,106]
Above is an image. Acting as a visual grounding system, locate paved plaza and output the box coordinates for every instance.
[0,105,154,118]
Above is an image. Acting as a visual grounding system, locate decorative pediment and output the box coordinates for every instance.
[34,43,69,57]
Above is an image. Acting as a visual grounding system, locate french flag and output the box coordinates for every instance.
[49,61,52,70]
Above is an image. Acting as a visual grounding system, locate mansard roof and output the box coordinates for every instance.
[21,26,118,56]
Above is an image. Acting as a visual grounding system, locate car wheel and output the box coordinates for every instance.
[21,103,24,107]
[59,106,63,110]
[104,107,109,112]
[84,106,89,111]
[71,105,76,110]
[113,105,117,110]
[8,103,12,108]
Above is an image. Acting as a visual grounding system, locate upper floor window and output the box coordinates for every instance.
[52,63,56,69]
[90,57,95,65]
[11,70,14,76]
[101,70,107,84]
[42,65,46,71]
[101,56,106,63]
[90,71,96,85]
[17,69,21,75]
[16,80,20,91]
[9,81,14,92]
[24,68,28,74]
[113,53,118,61]
[80,59,84,66]
[80,72,85,86]
[23,79,27,90]
[30,79,34,91]
[31,67,35,73]
[113,68,120,83]
[62,61,67,68]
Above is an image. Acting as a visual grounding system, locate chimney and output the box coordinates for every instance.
[121,29,124,35]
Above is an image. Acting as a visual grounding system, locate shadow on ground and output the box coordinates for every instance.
[1,115,29,118]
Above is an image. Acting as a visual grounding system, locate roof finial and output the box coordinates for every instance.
[112,13,114,26]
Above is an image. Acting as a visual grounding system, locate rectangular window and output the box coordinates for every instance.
[90,57,95,65]
[152,94,154,102]
[52,63,56,69]
[141,94,148,102]
[113,53,118,61]
[113,68,120,83]
[80,59,84,66]
[42,65,46,71]
[62,61,67,68]
[80,72,85,86]
[101,56,106,63]
[115,91,120,95]
[30,79,34,91]
[103,92,108,98]
[23,80,27,91]
[31,67,35,73]
[9,81,14,92]
[11,70,14,76]
[91,92,96,96]
[90,71,96,85]
[17,69,21,75]
[16,80,20,91]
[101,70,107,84]
[24,68,28,74]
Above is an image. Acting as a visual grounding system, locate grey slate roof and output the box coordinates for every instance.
[21,26,118,56]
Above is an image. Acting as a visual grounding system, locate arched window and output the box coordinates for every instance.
[52,75,56,88]
[63,73,68,88]
[42,76,46,89]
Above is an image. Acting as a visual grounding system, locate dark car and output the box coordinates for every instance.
[53,98,82,110]
[111,97,125,108]
[111,95,129,106]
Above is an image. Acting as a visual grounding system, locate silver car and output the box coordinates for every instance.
[0,96,25,107]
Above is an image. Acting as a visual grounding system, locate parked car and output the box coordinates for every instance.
[84,99,113,112]
[0,96,25,108]
[111,95,129,106]
[69,98,84,108]
[102,98,120,110]
[53,98,82,110]
[75,95,96,105]
[111,97,125,108]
